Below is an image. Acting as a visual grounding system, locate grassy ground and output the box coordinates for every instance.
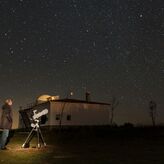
[0,127,164,164]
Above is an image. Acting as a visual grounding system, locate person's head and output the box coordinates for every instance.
[5,99,13,106]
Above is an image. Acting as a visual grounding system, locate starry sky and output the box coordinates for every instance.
[0,0,163,126]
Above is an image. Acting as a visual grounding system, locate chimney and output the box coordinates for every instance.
[85,91,91,102]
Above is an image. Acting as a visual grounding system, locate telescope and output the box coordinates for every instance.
[22,109,48,148]
[30,109,48,128]
[32,109,48,120]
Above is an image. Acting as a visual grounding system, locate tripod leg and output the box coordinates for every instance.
[25,131,35,146]
[22,128,35,148]
[37,128,40,148]
[38,128,46,147]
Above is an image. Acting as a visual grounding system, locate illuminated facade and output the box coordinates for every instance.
[19,98,110,128]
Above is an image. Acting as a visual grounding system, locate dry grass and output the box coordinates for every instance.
[0,127,164,164]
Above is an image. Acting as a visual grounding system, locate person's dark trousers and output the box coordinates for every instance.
[0,129,9,149]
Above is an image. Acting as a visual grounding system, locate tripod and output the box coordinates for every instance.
[22,119,46,148]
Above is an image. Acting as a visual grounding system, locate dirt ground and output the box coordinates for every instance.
[0,127,164,164]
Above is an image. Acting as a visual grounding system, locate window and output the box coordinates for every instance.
[67,115,71,121]
[56,114,60,120]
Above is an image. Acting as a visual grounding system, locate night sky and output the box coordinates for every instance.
[0,0,163,126]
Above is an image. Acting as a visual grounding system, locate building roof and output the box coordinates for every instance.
[52,98,110,105]
[21,98,110,111]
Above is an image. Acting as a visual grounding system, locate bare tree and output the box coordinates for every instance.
[149,100,157,127]
[110,97,119,125]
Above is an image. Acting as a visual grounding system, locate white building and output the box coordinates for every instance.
[19,95,111,128]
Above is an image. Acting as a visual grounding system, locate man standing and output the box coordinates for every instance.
[0,99,13,150]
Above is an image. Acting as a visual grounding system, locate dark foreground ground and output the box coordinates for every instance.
[0,126,164,164]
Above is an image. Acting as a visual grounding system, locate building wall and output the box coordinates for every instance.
[19,101,110,128]
[50,102,110,126]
